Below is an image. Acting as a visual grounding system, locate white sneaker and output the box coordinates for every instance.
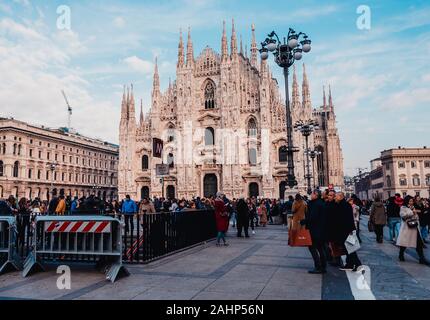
[252,230,256,235]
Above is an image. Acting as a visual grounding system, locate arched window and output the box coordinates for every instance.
[248,118,257,137]
[110,173,114,185]
[2,143,5,155]
[13,143,17,155]
[204,81,216,109]
[167,125,175,142]
[28,169,32,179]
[249,148,257,166]
[18,144,22,156]
[142,155,149,170]
[37,170,41,180]
[411,161,417,168]
[426,175,430,186]
[399,175,407,186]
[13,161,19,177]
[205,127,215,146]
[0,160,3,177]
[412,174,420,186]
[279,146,288,163]
[167,153,174,168]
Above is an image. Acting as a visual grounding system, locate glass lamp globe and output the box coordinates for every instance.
[288,38,298,49]
[267,42,277,52]
[302,43,311,52]
[294,51,302,60]
[260,51,269,60]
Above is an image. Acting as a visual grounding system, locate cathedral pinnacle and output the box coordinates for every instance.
[250,23,258,68]
[177,28,184,68]
[221,20,228,61]
[186,26,194,67]
[231,18,238,57]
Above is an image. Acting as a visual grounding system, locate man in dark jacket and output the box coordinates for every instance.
[303,190,327,274]
[334,192,362,271]
[236,198,250,238]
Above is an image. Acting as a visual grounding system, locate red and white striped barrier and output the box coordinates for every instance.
[44,221,111,233]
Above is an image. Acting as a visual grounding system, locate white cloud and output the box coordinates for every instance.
[123,56,154,74]
[0,17,120,143]
[113,16,125,28]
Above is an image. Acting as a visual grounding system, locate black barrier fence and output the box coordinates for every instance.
[0,209,217,266]
[119,210,217,263]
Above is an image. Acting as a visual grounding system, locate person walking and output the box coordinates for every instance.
[236,198,250,238]
[387,196,402,243]
[247,199,257,235]
[121,195,138,234]
[397,195,430,265]
[17,197,31,248]
[303,190,327,274]
[258,201,268,227]
[334,192,363,272]
[326,190,342,267]
[70,196,79,214]
[139,197,156,215]
[369,197,387,243]
[415,196,428,243]
[55,195,66,215]
[289,194,308,245]
[214,192,229,246]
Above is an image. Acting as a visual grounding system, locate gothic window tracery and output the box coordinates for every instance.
[204,80,216,109]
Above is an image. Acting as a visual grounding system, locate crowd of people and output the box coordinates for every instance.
[1,188,430,271]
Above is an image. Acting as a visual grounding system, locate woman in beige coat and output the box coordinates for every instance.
[397,195,429,264]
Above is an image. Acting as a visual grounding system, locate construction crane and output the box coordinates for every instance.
[61,90,73,130]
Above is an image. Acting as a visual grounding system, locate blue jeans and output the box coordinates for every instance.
[387,217,401,240]
[217,231,226,244]
[421,226,429,240]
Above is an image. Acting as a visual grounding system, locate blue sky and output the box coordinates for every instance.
[0,0,429,176]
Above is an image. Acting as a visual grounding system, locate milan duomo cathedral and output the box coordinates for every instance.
[118,21,344,200]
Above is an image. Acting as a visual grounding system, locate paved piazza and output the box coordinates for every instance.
[1,217,430,300]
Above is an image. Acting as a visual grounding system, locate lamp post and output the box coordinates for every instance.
[305,149,322,190]
[294,119,319,194]
[260,28,312,189]
[46,162,58,200]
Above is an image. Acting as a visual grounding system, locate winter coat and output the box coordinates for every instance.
[327,200,355,244]
[139,201,156,214]
[397,206,422,248]
[291,200,307,232]
[214,198,229,232]
[387,200,400,218]
[0,201,13,216]
[305,198,327,242]
[55,199,66,215]
[121,199,138,214]
[370,201,387,226]
[258,206,268,224]
[236,200,249,222]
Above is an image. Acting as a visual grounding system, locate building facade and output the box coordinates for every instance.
[381,147,430,199]
[0,118,119,201]
[118,22,344,200]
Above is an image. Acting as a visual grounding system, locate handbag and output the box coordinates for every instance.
[406,218,419,228]
[288,225,312,247]
[345,232,361,254]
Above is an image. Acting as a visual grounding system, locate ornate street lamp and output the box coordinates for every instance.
[305,149,322,190]
[260,28,312,189]
[294,119,319,195]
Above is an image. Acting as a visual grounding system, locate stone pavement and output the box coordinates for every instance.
[0,219,430,300]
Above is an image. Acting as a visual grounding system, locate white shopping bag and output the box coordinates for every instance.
[345,231,361,254]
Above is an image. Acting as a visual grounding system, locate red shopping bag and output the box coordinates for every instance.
[288,226,313,247]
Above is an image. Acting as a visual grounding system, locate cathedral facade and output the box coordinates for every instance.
[118,21,344,200]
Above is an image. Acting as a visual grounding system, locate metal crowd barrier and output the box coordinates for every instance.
[23,216,129,283]
[121,209,217,263]
[0,216,22,274]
